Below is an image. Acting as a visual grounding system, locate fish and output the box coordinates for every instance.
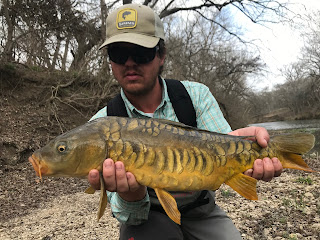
[28,116,316,224]
[122,11,131,19]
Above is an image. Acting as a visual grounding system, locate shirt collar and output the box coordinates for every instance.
[120,76,170,116]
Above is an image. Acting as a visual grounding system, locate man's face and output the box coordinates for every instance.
[108,42,165,96]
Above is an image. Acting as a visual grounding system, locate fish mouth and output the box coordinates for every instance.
[28,155,49,180]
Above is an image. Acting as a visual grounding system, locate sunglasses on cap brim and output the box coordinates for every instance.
[107,45,159,65]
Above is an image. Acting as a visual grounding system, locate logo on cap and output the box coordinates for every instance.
[117,9,137,29]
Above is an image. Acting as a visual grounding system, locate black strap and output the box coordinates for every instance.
[107,93,128,117]
[177,190,210,213]
[165,79,197,127]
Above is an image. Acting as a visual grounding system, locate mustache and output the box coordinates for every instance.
[124,66,141,75]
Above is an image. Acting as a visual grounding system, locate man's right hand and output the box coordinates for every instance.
[88,159,147,202]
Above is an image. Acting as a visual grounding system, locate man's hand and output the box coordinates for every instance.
[88,159,147,202]
[243,157,283,181]
[229,126,283,181]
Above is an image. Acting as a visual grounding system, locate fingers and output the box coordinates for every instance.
[250,157,283,182]
[251,159,265,180]
[228,126,269,148]
[113,161,130,193]
[100,159,147,202]
[272,157,283,177]
[126,172,142,192]
[255,127,269,148]
[96,159,142,194]
[102,159,117,192]
[88,169,101,190]
[243,168,253,177]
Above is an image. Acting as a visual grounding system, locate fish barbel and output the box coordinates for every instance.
[28,116,316,224]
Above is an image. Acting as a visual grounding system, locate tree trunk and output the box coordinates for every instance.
[51,37,61,70]
[2,0,15,62]
[61,37,70,71]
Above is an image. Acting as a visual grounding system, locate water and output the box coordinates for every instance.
[249,119,320,153]
[248,119,320,131]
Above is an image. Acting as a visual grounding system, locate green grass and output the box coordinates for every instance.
[282,192,307,212]
[282,232,299,240]
[282,198,291,207]
[279,217,287,224]
[295,176,313,185]
[220,189,236,198]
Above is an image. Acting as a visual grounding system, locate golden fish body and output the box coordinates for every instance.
[29,116,316,224]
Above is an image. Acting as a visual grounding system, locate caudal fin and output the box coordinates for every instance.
[271,133,316,172]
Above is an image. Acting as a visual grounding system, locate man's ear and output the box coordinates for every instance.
[159,48,166,65]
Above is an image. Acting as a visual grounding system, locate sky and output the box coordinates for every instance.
[233,0,320,91]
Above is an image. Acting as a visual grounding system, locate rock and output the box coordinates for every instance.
[304,192,314,198]
[263,228,271,237]
[274,237,283,240]
[312,223,320,231]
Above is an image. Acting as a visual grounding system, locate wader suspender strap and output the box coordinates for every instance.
[165,79,197,128]
[106,78,209,214]
[107,93,128,117]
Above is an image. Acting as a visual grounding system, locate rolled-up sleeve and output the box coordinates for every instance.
[107,191,150,225]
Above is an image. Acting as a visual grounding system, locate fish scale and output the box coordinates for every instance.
[28,116,316,225]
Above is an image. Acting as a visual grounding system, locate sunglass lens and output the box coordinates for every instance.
[133,46,156,64]
[107,47,129,64]
[108,46,157,64]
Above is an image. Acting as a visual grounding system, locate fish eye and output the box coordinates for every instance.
[57,144,67,153]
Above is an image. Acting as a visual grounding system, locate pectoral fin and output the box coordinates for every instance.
[225,173,258,200]
[97,172,108,221]
[84,186,96,194]
[154,188,181,225]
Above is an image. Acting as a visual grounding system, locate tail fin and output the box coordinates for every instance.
[271,133,316,172]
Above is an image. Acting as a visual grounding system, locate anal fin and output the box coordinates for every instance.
[225,173,258,200]
[154,188,181,225]
[97,172,108,221]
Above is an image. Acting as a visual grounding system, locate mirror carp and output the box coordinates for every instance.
[29,116,316,224]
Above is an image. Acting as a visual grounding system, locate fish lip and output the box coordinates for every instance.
[28,154,48,178]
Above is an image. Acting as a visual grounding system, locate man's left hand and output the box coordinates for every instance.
[243,157,282,182]
[229,126,283,181]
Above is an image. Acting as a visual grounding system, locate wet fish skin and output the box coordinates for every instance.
[28,116,316,224]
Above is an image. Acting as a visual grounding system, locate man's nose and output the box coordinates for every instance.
[124,56,137,66]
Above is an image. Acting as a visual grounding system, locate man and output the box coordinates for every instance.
[88,4,283,239]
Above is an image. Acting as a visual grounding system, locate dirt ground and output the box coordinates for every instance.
[0,64,319,240]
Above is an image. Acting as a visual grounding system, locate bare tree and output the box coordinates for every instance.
[163,12,263,128]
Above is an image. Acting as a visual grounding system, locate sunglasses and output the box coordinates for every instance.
[107,45,159,65]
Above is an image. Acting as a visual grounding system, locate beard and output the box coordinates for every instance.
[120,67,160,97]
[123,78,158,96]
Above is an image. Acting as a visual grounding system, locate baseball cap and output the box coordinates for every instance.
[99,4,165,49]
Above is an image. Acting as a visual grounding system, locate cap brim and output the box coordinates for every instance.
[99,33,160,49]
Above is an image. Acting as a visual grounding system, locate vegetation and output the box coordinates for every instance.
[1,0,319,129]
[295,176,313,185]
